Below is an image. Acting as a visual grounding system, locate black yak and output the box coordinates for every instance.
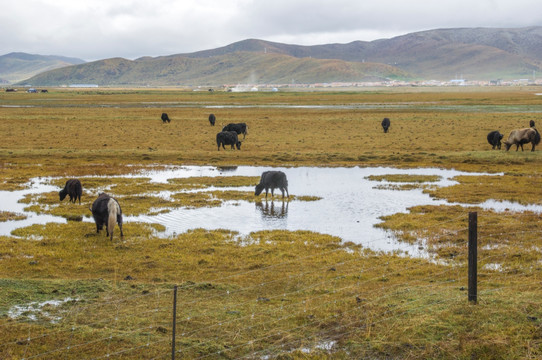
[59,179,82,204]
[209,113,216,126]
[222,123,248,139]
[487,130,503,150]
[161,113,170,123]
[255,171,289,199]
[216,131,241,150]
[381,118,390,133]
[90,193,124,241]
[504,128,540,152]
[530,120,535,128]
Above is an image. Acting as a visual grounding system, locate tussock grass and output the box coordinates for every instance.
[377,205,542,269]
[1,88,542,358]
[367,174,441,183]
[0,211,26,222]
[425,174,542,205]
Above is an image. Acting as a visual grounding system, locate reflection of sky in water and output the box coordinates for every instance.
[0,180,63,237]
[1,166,540,255]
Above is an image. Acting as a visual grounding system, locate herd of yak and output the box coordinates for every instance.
[486,120,540,152]
[164,112,247,150]
[380,117,540,152]
[59,152,288,241]
[55,113,538,241]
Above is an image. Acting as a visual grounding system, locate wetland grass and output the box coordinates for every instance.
[17,176,319,219]
[424,174,542,205]
[368,174,441,191]
[1,88,542,358]
[0,211,26,222]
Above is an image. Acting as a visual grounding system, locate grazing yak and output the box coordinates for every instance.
[209,113,216,126]
[255,171,289,199]
[503,128,540,152]
[222,123,248,139]
[216,131,241,150]
[90,193,124,241]
[530,120,535,128]
[59,179,82,204]
[487,130,503,150]
[381,117,390,133]
[161,113,171,123]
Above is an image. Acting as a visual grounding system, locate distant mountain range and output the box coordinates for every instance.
[5,27,542,86]
[0,53,85,84]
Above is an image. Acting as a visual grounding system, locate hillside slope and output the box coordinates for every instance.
[0,53,85,84]
[181,27,542,80]
[22,52,410,86]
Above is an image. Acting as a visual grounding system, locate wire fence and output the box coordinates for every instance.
[1,211,541,359]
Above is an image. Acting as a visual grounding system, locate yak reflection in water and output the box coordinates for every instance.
[255,200,288,219]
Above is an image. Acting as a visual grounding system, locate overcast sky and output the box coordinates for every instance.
[2,0,541,61]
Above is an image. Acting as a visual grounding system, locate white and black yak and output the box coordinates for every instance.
[59,179,82,204]
[90,193,124,241]
[216,131,241,150]
[504,128,540,152]
[222,123,248,139]
[161,113,171,123]
[486,130,503,150]
[209,113,216,126]
[381,117,390,133]
[255,171,289,199]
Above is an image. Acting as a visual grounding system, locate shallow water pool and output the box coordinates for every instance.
[1,166,540,254]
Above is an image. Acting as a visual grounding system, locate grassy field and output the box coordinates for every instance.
[0,87,542,359]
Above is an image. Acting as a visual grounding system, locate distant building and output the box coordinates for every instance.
[449,79,466,85]
[69,84,99,88]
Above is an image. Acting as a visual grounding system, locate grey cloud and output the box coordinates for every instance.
[1,0,542,60]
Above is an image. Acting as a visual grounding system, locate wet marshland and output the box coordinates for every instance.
[2,165,540,254]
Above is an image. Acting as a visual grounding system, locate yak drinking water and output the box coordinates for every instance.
[255,171,289,199]
[59,179,82,204]
[90,193,124,241]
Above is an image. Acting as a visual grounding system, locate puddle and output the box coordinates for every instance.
[8,297,77,323]
[1,166,541,255]
[477,199,542,213]
[0,180,67,235]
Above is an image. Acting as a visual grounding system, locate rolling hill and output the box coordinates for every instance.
[15,26,542,86]
[182,27,542,81]
[0,53,85,84]
[21,52,409,87]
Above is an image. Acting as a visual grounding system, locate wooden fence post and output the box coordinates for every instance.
[468,212,477,304]
[172,285,178,360]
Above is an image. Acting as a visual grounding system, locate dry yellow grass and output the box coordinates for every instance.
[1,87,542,359]
[1,87,541,174]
